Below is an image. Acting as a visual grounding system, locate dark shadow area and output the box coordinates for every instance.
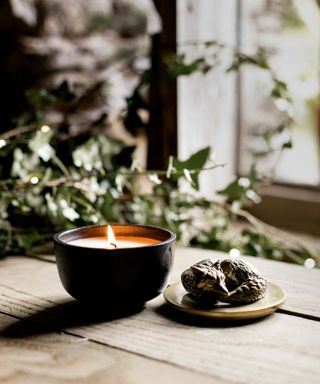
[156,303,271,328]
[0,298,144,339]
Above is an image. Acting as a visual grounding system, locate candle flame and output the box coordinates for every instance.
[107,225,117,248]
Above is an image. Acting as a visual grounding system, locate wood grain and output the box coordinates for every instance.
[2,247,319,319]
[0,312,215,384]
[0,251,319,384]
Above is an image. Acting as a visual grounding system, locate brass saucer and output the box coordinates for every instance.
[163,282,286,320]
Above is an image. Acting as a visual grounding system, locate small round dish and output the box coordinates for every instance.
[163,282,286,320]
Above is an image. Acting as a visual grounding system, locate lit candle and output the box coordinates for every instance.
[68,225,160,249]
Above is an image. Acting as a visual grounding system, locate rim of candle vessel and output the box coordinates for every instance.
[53,224,176,250]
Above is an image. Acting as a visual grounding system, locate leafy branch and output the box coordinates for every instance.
[164,43,294,191]
[0,43,318,269]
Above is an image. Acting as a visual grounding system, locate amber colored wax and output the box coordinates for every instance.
[68,236,160,249]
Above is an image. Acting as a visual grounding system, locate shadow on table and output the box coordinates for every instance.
[156,303,271,328]
[0,299,144,338]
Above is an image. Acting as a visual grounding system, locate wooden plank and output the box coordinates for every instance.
[9,245,320,319]
[1,246,320,319]
[0,312,214,384]
[1,284,320,384]
[0,252,319,383]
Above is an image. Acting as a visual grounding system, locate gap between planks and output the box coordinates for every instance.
[276,308,320,322]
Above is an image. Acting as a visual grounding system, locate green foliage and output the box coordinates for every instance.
[164,44,294,202]
[277,0,305,29]
[240,228,286,260]
[218,166,260,206]
[226,50,270,72]
[171,147,211,190]
[0,122,318,266]
[165,54,213,81]
[0,46,318,269]
[0,117,218,257]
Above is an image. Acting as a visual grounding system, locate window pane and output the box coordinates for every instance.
[177,0,238,195]
[239,0,320,186]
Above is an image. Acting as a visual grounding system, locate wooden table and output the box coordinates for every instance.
[0,247,319,384]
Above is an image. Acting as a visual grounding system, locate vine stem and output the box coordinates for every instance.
[52,155,72,179]
[112,162,226,176]
[0,124,39,140]
[0,162,226,188]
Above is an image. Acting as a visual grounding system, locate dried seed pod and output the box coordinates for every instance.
[181,259,228,305]
[181,258,268,305]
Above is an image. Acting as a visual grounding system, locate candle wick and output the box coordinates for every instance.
[110,242,117,249]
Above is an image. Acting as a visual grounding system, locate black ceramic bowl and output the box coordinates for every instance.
[53,225,176,309]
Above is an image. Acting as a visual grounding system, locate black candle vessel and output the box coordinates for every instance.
[53,224,176,311]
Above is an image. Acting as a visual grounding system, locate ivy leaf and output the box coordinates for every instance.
[282,140,293,149]
[172,147,211,190]
[165,54,213,80]
[218,171,262,205]
[226,52,270,73]
[271,79,290,99]
[218,179,245,201]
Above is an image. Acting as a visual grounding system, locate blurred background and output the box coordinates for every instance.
[0,0,319,260]
[177,0,320,236]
